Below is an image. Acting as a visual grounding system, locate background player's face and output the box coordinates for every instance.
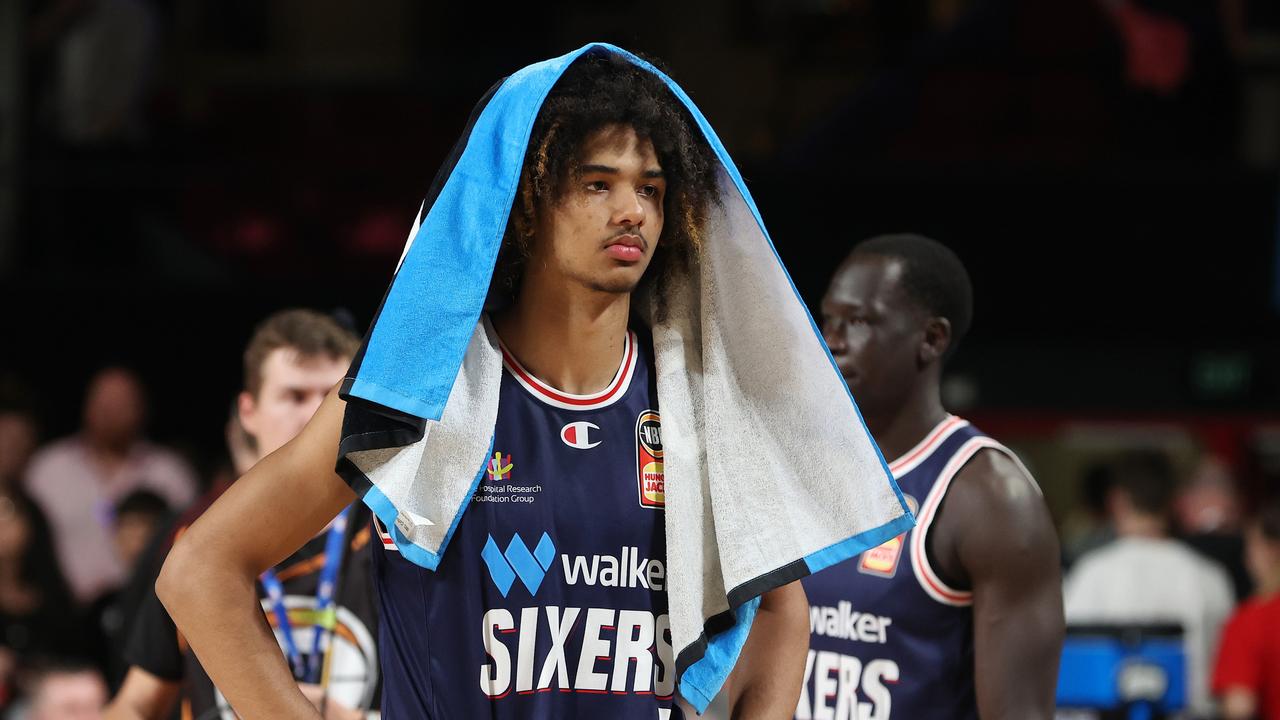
[821,254,929,420]
[239,348,348,462]
[531,124,666,295]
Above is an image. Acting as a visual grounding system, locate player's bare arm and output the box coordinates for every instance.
[929,449,1064,720]
[157,389,354,720]
[728,581,810,719]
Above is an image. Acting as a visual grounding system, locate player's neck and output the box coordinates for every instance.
[493,281,632,396]
[865,382,949,463]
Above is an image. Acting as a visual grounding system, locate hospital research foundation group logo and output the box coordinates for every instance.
[487,451,513,481]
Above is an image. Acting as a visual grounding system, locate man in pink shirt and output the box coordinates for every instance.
[24,367,197,604]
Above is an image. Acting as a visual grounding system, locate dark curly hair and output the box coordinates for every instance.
[493,50,720,317]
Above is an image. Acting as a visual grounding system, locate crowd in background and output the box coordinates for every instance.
[0,349,1275,719]
[2,1,1278,719]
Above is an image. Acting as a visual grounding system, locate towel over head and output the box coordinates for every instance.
[335,43,913,713]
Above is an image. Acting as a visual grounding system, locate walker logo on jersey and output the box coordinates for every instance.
[636,410,664,509]
[858,494,917,579]
[560,421,601,450]
[481,532,556,597]
[487,452,513,481]
[561,546,666,591]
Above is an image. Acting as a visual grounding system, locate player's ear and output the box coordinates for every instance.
[238,390,260,437]
[919,316,952,366]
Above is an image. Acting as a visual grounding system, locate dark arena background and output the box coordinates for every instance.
[1,1,1279,719]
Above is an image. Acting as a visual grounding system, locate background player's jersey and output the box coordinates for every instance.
[372,325,683,719]
[797,416,1026,720]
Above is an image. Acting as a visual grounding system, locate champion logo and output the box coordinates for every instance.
[487,452,513,481]
[560,421,601,450]
[481,532,556,597]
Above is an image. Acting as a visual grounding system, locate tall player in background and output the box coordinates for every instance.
[798,234,1063,719]
[106,310,378,720]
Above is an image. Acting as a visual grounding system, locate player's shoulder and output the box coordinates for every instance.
[949,443,1041,516]
[938,438,1056,570]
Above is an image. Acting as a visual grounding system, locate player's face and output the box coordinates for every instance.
[821,255,927,419]
[239,348,349,462]
[531,124,666,294]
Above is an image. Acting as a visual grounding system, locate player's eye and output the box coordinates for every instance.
[638,185,659,198]
[586,180,607,192]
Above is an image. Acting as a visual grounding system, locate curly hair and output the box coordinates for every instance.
[492,50,720,317]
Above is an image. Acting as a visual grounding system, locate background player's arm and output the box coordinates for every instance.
[725,580,809,719]
[103,668,180,720]
[930,450,1064,720]
[156,389,356,720]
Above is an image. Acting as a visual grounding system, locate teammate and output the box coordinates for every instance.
[105,309,378,720]
[797,234,1064,719]
[157,49,822,718]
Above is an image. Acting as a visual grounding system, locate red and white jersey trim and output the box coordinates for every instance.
[372,516,399,552]
[499,330,638,411]
[908,434,1038,607]
[888,415,969,478]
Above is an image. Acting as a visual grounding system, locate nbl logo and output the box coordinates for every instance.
[636,411,664,509]
[481,532,556,597]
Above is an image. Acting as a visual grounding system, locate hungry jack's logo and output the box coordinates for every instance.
[487,452,513,481]
[858,494,919,578]
[636,411,664,509]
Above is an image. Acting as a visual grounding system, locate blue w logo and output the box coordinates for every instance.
[481,532,556,597]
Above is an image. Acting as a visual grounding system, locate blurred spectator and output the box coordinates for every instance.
[0,494,77,713]
[106,492,167,578]
[1061,462,1117,568]
[1177,454,1251,601]
[8,659,106,720]
[23,368,196,604]
[1064,450,1235,718]
[83,491,168,689]
[26,0,157,146]
[1212,500,1280,720]
[0,411,38,499]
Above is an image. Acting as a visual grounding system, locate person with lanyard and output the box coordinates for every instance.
[105,309,380,720]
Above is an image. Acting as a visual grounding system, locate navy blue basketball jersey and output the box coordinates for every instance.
[796,416,1029,720]
[370,323,683,719]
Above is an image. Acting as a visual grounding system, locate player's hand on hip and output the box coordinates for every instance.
[297,683,362,720]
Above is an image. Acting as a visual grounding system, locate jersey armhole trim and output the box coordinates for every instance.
[909,436,1017,607]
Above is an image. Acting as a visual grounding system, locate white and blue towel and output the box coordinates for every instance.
[335,42,913,714]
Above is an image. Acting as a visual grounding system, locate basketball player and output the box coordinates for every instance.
[156,52,812,718]
[797,234,1064,719]
[105,310,378,720]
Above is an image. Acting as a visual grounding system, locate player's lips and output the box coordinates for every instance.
[604,234,645,262]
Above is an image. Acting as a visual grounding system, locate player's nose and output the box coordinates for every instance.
[611,191,645,228]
